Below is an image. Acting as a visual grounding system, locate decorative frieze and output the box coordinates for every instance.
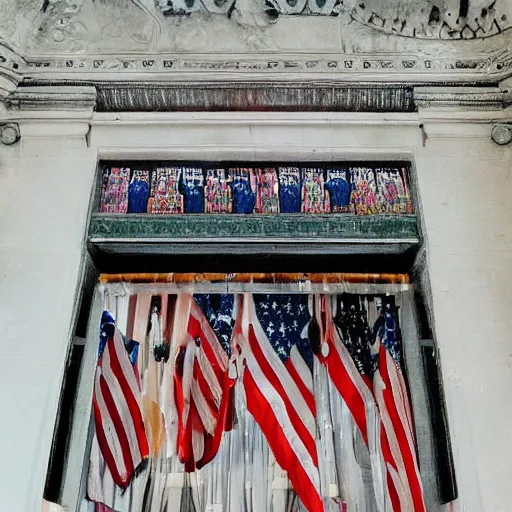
[93,82,415,112]
[89,213,420,242]
[19,50,512,82]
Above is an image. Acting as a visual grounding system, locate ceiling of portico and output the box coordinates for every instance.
[0,0,511,86]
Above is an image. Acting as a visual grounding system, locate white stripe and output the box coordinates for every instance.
[331,327,375,407]
[86,433,104,504]
[196,343,223,408]
[289,344,313,393]
[366,399,388,512]
[113,328,141,397]
[149,311,162,349]
[94,368,128,481]
[238,327,320,495]
[180,342,196,426]
[190,301,229,371]
[114,294,130,335]
[395,359,414,438]
[133,294,151,343]
[192,379,218,435]
[387,351,417,453]
[387,463,410,512]
[160,359,178,458]
[192,428,205,463]
[101,345,142,467]
[385,351,425,498]
[374,370,414,512]
[245,296,316,438]
[329,321,388,512]
[245,355,321,494]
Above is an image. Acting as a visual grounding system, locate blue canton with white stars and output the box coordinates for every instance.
[194,294,234,356]
[98,309,139,366]
[254,294,314,371]
[372,298,401,365]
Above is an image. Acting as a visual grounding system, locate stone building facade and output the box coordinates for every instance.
[1,1,512,511]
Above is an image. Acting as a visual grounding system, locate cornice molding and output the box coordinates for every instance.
[2,83,511,121]
[6,86,97,112]
[19,51,512,84]
[414,87,507,110]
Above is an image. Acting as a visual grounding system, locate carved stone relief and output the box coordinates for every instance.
[0,0,511,84]
[17,0,512,55]
[341,0,511,40]
[154,0,512,40]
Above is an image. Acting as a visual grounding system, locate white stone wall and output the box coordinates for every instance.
[415,136,512,512]
[0,110,511,511]
[0,122,96,512]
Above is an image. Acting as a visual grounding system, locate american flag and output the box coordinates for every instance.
[319,294,425,512]
[372,298,426,512]
[237,293,323,512]
[174,294,235,471]
[92,312,149,489]
[317,295,386,509]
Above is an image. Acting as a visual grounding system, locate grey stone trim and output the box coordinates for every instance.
[6,85,97,111]
[414,86,507,109]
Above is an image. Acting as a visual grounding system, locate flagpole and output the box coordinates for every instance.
[99,272,409,284]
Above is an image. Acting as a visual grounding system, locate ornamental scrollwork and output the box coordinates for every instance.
[155,0,511,40]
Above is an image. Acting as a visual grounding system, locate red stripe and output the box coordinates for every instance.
[197,373,235,469]
[98,373,135,486]
[92,394,123,487]
[244,369,323,512]
[247,325,318,465]
[188,315,225,378]
[109,338,149,458]
[380,424,397,472]
[284,358,316,416]
[379,346,425,512]
[380,426,402,511]
[174,352,189,466]
[387,470,401,512]
[195,359,220,413]
[323,340,368,445]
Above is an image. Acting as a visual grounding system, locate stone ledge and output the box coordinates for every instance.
[5,86,97,111]
[89,213,420,242]
[414,87,506,110]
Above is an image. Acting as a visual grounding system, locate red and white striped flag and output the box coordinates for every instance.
[373,300,426,512]
[236,293,323,512]
[92,326,149,489]
[317,295,387,510]
[318,294,426,512]
[173,294,234,471]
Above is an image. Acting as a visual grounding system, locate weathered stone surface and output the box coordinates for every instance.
[89,212,420,241]
[0,0,511,85]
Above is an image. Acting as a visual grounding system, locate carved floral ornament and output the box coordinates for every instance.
[0,0,512,82]
[36,0,512,38]
[156,0,511,39]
